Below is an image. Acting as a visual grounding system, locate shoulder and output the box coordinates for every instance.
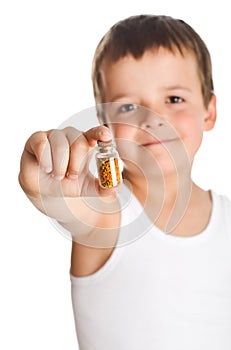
[212,190,231,208]
[211,190,231,225]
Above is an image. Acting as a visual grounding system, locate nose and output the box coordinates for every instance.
[139,108,165,130]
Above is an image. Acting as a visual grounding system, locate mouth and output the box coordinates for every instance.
[141,138,178,147]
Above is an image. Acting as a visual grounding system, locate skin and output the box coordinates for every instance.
[19,47,217,277]
[100,48,217,234]
[101,48,215,171]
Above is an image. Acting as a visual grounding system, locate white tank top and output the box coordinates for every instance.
[71,187,231,350]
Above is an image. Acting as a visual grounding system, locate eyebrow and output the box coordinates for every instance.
[110,94,137,102]
[108,86,192,102]
[161,85,192,93]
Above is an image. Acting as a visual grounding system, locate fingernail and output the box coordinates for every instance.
[101,130,111,137]
[67,173,78,180]
[51,174,64,181]
[44,166,53,174]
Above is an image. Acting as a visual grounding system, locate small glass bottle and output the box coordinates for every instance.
[95,140,122,188]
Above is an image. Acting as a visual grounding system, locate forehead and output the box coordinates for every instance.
[100,48,200,99]
[102,47,197,73]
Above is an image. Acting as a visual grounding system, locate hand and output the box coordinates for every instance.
[19,126,115,218]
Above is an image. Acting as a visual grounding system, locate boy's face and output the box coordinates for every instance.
[99,48,216,177]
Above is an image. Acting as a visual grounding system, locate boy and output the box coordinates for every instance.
[19,15,231,349]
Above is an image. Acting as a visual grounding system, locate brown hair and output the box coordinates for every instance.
[92,15,214,107]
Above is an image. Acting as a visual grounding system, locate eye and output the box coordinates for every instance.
[166,96,184,104]
[118,103,139,113]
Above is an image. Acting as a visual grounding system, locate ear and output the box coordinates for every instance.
[203,93,217,131]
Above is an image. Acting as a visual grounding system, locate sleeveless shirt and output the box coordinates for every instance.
[71,187,231,350]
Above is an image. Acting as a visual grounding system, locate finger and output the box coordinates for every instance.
[25,131,53,173]
[48,130,70,180]
[83,125,112,147]
[59,127,90,179]
[66,133,90,179]
[65,126,112,179]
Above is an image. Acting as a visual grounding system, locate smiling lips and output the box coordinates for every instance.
[141,138,178,147]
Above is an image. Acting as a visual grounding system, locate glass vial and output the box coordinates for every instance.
[96,140,122,188]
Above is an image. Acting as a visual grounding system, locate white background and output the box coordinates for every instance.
[1,0,230,349]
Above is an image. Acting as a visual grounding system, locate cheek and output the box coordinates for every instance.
[175,113,204,154]
[173,108,203,134]
[112,125,141,165]
[112,124,137,140]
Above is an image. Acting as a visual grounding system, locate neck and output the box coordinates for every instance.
[123,166,193,233]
